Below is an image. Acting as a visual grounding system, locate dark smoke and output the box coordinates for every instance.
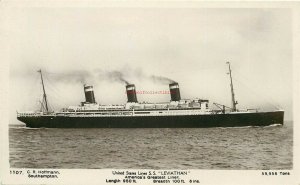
[150,75,176,84]
[47,68,175,86]
[93,69,130,85]
[47,70,92,84]
[106,70,130,85]
[120,67,177,85]
[48,69,131,85]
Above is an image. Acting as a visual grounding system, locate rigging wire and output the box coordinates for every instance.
[234,69,282,109]
[20,73,41,111]
[30,65,281,111]
[37,71,52,112]
[43,71,82,108]
[231,74,281,110]
[43,73,64,110]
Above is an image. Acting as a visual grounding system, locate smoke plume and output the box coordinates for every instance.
[46,68,176,85]
[150,75,176,84]
[47,70,92,84]
[105,70,130,85]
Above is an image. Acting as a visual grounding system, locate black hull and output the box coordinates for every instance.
[17,111,284,128]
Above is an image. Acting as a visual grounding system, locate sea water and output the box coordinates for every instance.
[9,121,293,169]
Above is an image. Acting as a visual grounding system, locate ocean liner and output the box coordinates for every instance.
[17,62,284,128]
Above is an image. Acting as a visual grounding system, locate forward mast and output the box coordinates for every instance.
[38,69,49,113]
[226,62,238,112]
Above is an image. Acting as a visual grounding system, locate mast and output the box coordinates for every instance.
[38,69,49,112]
[226,62,238,111]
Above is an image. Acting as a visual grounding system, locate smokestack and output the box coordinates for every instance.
[84,84,96,103]
[169,82,181,101]
[126,84,138,103]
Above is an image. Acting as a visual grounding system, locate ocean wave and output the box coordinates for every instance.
[219,124,282,129]
[263,123,283,127]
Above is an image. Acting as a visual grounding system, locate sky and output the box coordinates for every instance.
[5,7,293,123]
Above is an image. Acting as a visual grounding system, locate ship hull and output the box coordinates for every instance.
[17,111,284,128]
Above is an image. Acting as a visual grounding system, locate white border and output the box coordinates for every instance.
[1,1,299,185]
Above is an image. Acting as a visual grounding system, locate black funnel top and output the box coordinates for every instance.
[169,82,181,101]
[84,84,96,103]
[126,84,138,103]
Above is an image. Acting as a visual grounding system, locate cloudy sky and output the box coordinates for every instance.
[6,7,292,123]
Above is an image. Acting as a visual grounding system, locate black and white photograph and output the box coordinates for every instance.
[1,1,299,185]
